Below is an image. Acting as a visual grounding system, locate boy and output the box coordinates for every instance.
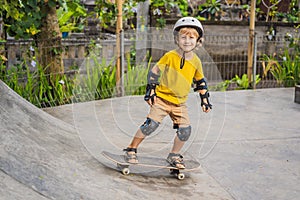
[123,17,212,169]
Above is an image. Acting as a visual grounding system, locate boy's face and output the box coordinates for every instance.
[177,33,198,52]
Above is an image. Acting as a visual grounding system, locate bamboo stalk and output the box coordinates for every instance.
[116,0,123,96]
[247,0,256,87]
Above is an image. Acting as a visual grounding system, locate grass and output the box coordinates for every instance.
[0,47,149,107]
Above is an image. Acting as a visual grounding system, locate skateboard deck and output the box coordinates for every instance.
[101,151,200,180]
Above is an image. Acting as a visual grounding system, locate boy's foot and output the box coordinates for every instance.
[123,148,138,164]
[167,153,185,169]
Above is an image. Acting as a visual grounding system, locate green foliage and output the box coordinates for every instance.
[95,0,188,29]
[155,18,167,29]
[57,0,87,33]
[262,0,299,22]
[0,1,23,20]
[262,29,300,87]
[262,50,300,87]
[177,1,189,17]
[76,43,149,102]
[210,80,231,91]
[150,0,188,28]
[197,0,221,21]
[124,56,150,95]
[96,60,116,99]
[200,0,221,15]
[0,60,75,107]
[150,0,188,16]
[211,74,261,91]
[231,74,261,90]
[74,41,117,101]
[0,41,149,107]
[275,12,299,23]
[3,0,64,39]
[95,0,140,29]
[1,0,299,41]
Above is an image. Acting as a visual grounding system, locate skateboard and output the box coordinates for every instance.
[101,151,200,180]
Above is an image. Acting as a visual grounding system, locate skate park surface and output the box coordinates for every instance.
[1,80,299,200]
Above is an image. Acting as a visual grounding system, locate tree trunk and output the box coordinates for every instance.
[37,4,63,84]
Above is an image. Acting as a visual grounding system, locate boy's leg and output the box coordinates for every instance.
[170,135,185,153]
[124,97,168,164]
[167,127,191,169]
[168,103,191,169]
[123,129,145,164]
[127,128,146,149]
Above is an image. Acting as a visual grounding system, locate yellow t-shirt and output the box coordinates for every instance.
[156,50,204,105]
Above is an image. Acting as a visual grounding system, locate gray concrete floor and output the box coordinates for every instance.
[1,80,299,200]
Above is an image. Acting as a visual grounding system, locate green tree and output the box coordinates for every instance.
[1,0,64,83]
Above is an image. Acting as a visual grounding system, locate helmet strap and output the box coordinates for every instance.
[180,51,185,69]
[179,45,197,70]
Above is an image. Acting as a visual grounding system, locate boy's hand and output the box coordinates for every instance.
[146,90,157,106]
[199,91,212,113]
[201,98,211,113]
[144,83,157,106]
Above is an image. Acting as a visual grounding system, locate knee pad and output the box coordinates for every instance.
[177,126,191,141]
[140,118,159,136]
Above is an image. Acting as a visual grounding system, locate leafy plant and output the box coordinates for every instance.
[150,0,188,16]
[212,74,261,91]
[124,56,150,95]
[0,39,149,108]
[96,60,117,99]
[199,0,221,20]
[231,74,261,90]
[0,59,75,107]
[262,50,299,87]
[72,42,149,103]
[57,0,87,33]
[3,0,64,39]
[95,0,140,29]
[71,41,116,102]
[210,80,231,91]
[262,28,300,87]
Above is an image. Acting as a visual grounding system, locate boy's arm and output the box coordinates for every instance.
[144,65,160,106]
[194,78,212,113]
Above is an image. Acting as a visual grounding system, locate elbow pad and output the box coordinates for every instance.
[194,78,208,92]
[147,71,160,85]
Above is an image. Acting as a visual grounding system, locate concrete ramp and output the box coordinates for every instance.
[0,81,110,199]
[0,81,233,199]
[3,79,299,200]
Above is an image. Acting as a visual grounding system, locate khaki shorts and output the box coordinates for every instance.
[147,97,190,127]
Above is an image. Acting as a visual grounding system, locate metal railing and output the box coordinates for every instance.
[1,32,299,90]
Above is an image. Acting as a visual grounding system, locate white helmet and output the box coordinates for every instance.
[173,17,204,39]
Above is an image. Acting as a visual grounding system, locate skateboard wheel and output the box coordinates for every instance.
[122,168,130,175]
[177,173,185,180]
